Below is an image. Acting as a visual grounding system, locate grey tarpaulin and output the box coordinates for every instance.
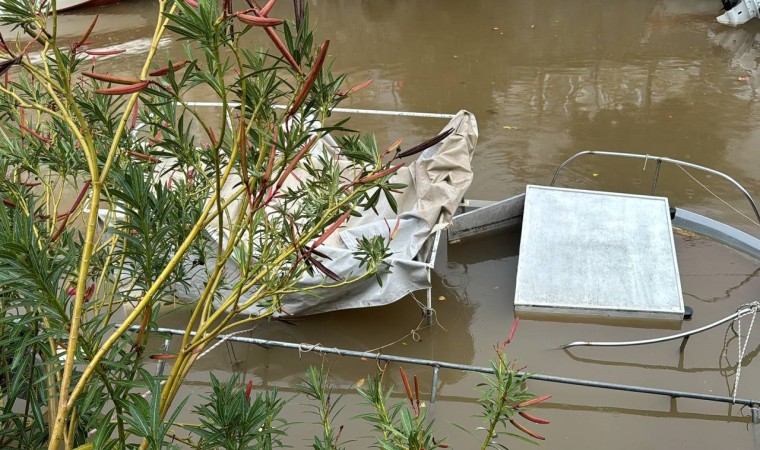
[106,110,478,316]
[269,110,477,315]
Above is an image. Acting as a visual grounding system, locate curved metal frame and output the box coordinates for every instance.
[550,151,760,226]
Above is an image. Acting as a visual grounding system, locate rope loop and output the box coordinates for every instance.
[726,302,760,402]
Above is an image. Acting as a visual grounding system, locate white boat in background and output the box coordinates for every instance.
[53,0,103,12]
[717,0,760,25]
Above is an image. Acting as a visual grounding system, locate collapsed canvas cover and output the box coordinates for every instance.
[105,110,477,316]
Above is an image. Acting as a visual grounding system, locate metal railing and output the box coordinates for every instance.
[549,151,760,226]
[144,326,760,411]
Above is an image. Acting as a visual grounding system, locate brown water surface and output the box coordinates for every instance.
[12,0,760,447]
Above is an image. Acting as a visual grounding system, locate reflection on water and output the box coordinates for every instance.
[10,0,760,446]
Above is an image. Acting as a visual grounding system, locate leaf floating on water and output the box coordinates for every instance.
[503,125,518,130]
[356,378,365,387]
[437,295,446,301]
[592,172,599,177]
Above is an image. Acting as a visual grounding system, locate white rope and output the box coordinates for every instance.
[722,301,760,402]
[198,327,255,359]
[676,165,760,227]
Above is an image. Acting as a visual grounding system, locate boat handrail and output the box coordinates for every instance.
[550,150,760,227]
[181,101,457,119]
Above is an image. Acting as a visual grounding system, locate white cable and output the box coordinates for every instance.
[198,327,255,359]
[676,165,760,227]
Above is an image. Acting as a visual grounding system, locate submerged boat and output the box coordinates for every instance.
[451,150,760,320]
[104,107,478,319]
[148,146,760,445]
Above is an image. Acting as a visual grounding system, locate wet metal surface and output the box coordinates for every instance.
[14,0,760,447]
[515,185,684,318]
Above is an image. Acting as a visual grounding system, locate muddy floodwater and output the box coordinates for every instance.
[12,0,760,447]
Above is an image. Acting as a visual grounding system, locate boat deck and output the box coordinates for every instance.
[515,185,685,319]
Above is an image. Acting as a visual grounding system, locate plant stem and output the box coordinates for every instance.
[48,181,101,450]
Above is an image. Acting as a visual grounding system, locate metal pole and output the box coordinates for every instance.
[182,101,456,119]
[144,326,760,407]
[752,405,760,450]
[549,150,760,226]
[431,366,440,404]
[651,159,663,195]
[561,304,757,349]
[155,339,170,377]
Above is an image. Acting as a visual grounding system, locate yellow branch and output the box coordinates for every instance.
[99,1,178,182]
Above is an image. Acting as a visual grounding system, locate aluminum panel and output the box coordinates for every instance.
[515,185,684,319]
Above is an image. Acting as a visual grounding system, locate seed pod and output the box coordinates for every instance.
[84,284,95,301]
[19,124,49,143]
[383,137,403,156]
[310,209,351,250]
[309,255,342,282]
[51,180,92,242]
[0,56,21,78]
[148,59,190,77]
[130,100,139,130]
[399,368,415,404]
[396,128,454,158]
[95,80,149,95]
[263,26,301,73]
[236,12,283,27]
[19,108,25,138]
[245,380,253,401]
[275,135,318,189]
[337,79,372,96]
[357,163,403,184]
[510,419,545,440]
[126,150,160,163]
[519,411,550,424]
[238,118,248,170]
[413,375,421,411]
[259,0,277,16]
[262,127,278,183]
[307,246,331,260]
[288,40,329,116]
[72,14,98,49]
[516,394,552,409]
[83,71,142,85]
[505,316,519,345]
[84,49,125,56]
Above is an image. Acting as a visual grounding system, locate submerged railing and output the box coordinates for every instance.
[142,325,760,417]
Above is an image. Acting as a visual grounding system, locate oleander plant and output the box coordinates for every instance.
[0,0,550,448]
